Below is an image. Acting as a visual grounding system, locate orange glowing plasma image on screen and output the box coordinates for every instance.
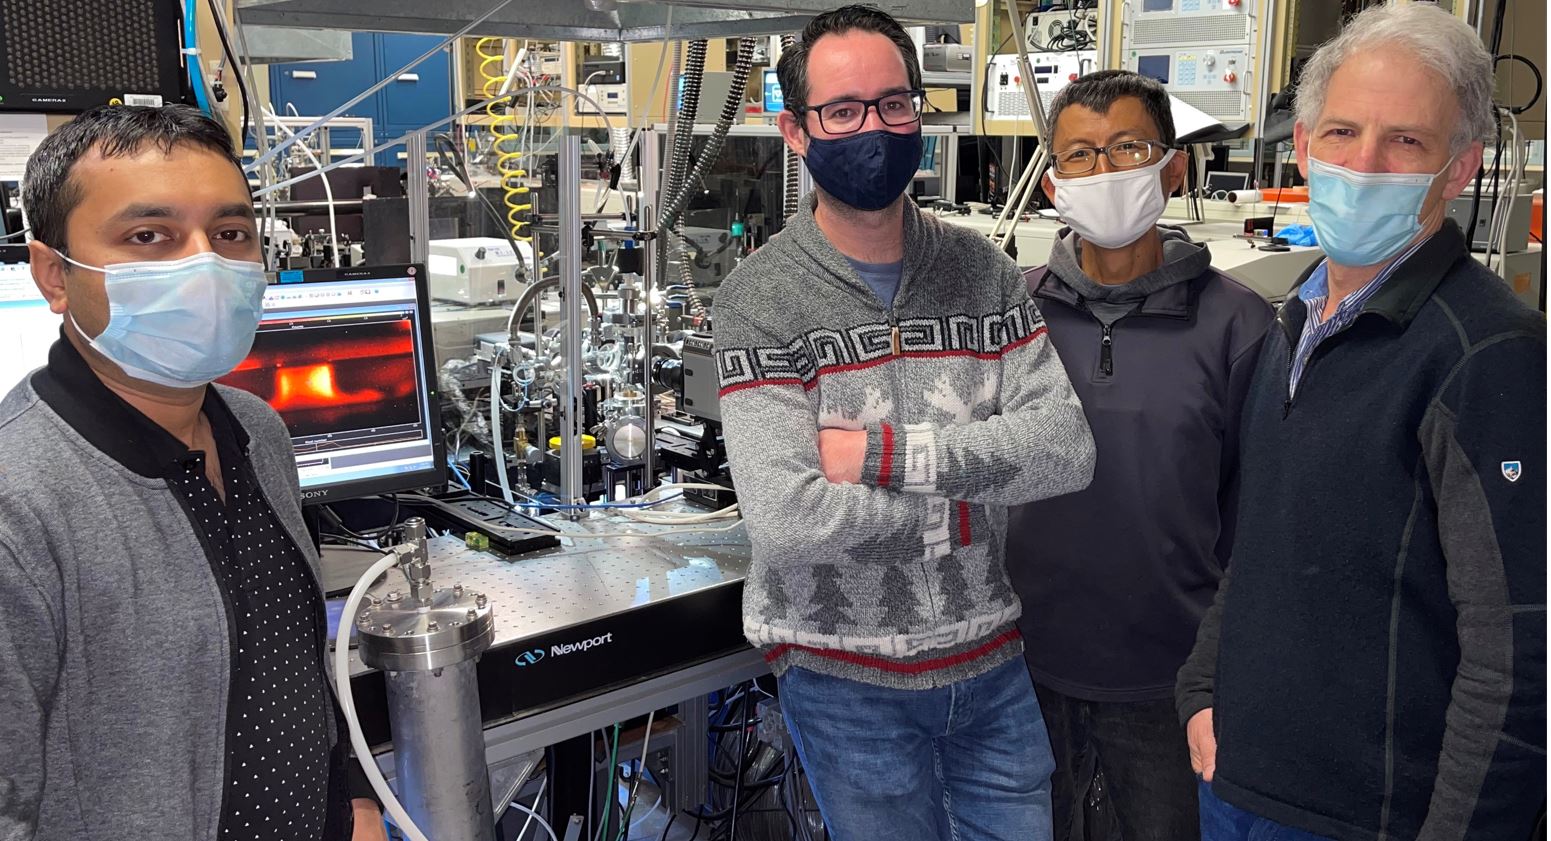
[220,317,420,440]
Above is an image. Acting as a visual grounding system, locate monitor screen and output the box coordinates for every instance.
[1136,54,1171,85]
[0,245,53,395]
[762,69,784,113]
[219,264,446,503]
[1205,171,1250,195]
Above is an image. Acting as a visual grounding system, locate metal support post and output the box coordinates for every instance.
[558,133,586,513]
[943,133,960,204]
[407,130,431,267]
[356,518,496,841]
[639,207,659,489]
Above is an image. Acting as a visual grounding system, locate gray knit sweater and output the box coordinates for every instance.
[714,196,1095,689]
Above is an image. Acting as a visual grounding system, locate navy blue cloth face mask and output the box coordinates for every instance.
[804,129,923,212]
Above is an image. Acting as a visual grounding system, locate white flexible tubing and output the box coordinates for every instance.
[508,800,560,841]
[333,553,431,841]
[510,777,559,841]
[617,482,739,525]
[265,107,341,267]
[396,493,745,540]
[490,360,517,506]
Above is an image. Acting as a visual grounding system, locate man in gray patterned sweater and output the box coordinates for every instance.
[712,7,1095,840]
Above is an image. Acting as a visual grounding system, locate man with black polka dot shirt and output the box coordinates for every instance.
[0,106,385,840]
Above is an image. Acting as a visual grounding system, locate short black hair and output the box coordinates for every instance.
[22,104,243,252]
[777,4,923,116]
[1047,69,1177,147]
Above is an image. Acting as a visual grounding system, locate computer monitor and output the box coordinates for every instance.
[762,69,784,114]
[1204,171,1250,197]
[218,264,446,503]
[0,245,55,394]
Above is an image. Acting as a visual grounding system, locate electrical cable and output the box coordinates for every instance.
[208,0,278,269]
[1483,112,1508,269]
[615,710,658,840]
[626,790,665,840]
[1494,54,1544,115]
[320,533,382,551]
[266,105,340,266]
[0,227,30,241]
[204,0,250,146]
[600,723,623,841]
[431,131,531,278]
[666,38,758,322]
[1262,141,1295,239]
[334,552,431,841]
[588,730,600,841]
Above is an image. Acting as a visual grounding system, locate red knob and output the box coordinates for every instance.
[1069,73,1079,82]
[1013,76,1021,84]
[1227,0,1241,7]
[1224,71,1238,83]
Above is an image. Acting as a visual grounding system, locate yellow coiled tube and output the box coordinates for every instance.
[476,37,534,252]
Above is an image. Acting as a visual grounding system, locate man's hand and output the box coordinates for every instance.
[352,798,388,841]
[817,428,866,484]
[1187,708,1218,782]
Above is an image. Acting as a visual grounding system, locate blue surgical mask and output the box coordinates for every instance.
[804,129,923,212]
[1306,155,1452,267]
[59,250,268,389]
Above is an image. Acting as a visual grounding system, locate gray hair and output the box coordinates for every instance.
[1294,3,1496,152]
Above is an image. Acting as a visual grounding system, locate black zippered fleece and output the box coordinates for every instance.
[1176,220,1546,840]
[1010,229,1272,703]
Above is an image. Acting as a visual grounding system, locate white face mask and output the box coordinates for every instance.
[1049,149,1178,250]
[59,250,268,389]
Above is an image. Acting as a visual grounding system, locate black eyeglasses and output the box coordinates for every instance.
[794,90,925,135]
[1052,139,1170,175]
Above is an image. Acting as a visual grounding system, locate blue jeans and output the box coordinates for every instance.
[777,656,1055,841]
[1199,779,1336,841]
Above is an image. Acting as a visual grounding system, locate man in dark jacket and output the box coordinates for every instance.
[1176,5,1545,840]
[1007,70,1273,841]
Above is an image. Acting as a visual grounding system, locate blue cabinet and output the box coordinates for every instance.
[270,32,381,119]
[268,33,452,168]
[378,35,454,127]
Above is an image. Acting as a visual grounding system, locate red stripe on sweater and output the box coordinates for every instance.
[958,501,972,546]
[878,423,895,486]
[763,628,1021,675]
[718,377,805,398]
[719,326,1048,397]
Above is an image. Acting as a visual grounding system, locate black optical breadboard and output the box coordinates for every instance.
[0,0,189,112]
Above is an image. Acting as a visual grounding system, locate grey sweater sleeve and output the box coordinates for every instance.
[858,268,1095,505]
[0,537,60,839]
[716,306,937,559]
[1415,335,1546,840]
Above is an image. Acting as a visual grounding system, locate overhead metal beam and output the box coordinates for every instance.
[237,0,972,41]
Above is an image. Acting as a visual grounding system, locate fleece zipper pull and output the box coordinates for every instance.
[1099,324,1114,376]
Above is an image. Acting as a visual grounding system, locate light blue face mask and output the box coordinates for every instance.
[59,250,268,389]
[1306,155,1452,267]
